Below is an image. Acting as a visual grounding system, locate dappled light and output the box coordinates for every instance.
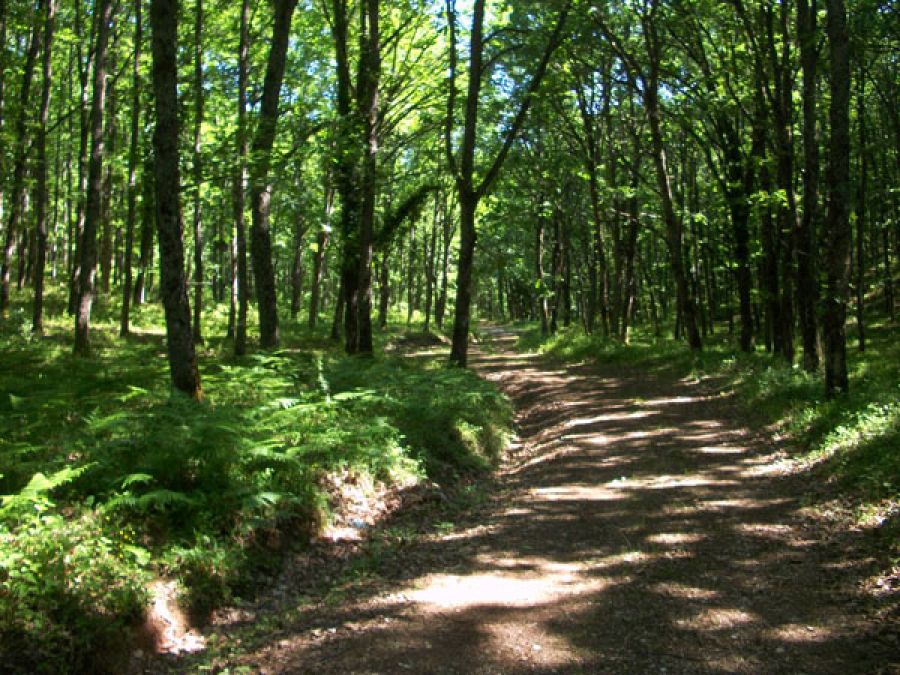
[152,329,897,674]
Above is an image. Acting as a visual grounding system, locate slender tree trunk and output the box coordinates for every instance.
[191,0,204,343]
[822,0,851,396]
[121,0,142,337]
[68,0,93,316]
[233,0,250,355]
[150,0,202,397]
[1,0,43,316]
[855,69,867,352]
[445,0,568,366]
[290,216,306,318]
[643,24,701,350]
[797,0,820,371]
[99,51,117,296]
[356,0,380,354]
[424,198,439,332]
[32,0,58,334]
[74,0,112,356]
[436,205,452,329]
[249,0,297,349]
[134,154,155,305]
[309,226,329,329]
[0,0,7,301]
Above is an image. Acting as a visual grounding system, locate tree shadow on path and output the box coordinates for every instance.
[164,329,898,674]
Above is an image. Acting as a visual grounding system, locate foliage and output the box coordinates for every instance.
[0,297,512,672]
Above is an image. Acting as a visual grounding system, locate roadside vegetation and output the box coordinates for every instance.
[0,289,511,673]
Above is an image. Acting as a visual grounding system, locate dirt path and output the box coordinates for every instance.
[168,330,896,674]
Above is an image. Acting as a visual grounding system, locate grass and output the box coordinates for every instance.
[517,318,900,525]
[0,285,512,674]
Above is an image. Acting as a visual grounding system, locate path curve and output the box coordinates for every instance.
[192,330,896,674]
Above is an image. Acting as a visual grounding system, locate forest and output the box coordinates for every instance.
[0,0,897,672]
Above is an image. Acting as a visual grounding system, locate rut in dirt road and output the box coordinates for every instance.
[206,332,895,674]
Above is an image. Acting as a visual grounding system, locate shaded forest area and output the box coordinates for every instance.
[0,0,897,671]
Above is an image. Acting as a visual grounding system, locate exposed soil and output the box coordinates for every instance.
[151,329,898,674]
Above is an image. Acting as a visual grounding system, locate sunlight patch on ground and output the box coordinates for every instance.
[676,607,760,630]
[531,484,625,502]
[650,582,719,600]
[640,395,699,406]
[702,497,793,511]
[645,532,705,546]
[405,564,608,610]
[608,474,740,491]
[693,444,748,455]
[768,623,835,643]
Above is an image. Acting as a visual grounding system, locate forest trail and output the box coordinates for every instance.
[182,329,895,674]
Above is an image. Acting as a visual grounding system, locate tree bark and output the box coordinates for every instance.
[150,0,202,397]
[822,0,851,396]
[74,0,112,356]
[233,0,250,355]
[192,0,204,343]
[355,0,380,354]
[32,0,58,334]
[121,0,142,337]
[855,68,867,352]
[797,0,820,370]
[133,153,155,305]
[1,0,43,317]
[249,0,298,349]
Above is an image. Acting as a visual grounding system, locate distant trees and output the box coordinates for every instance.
[0,0,894,397]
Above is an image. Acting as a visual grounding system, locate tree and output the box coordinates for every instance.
[1,0,44,317]
[32,0,59,334]
[74,0,113,356]
[249,0,299,349]
[822,0,851,395]
[445,0,571,366]
[150,0,202,397]
[232,0,250,356]
[121,0,144,337]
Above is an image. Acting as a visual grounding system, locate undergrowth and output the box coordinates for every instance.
[517,319,900,525]
[0,286,511,674]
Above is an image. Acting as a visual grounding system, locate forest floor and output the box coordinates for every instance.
[153,327,898,674]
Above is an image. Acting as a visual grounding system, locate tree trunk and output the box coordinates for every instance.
[134,154,155,305]
[150,0,202,397]
[797,0,820,370]
[191,0,204,343]
[290,216,306,318]
[855,68,867,352]
[1,0,43,316]
[121,0,142,337]
[233,0,250,355]
[445,0,568,366]
[436,204,452,329]
[32,0,58,334]
[74,0,112,356]
[309,225,329,329]
[356,0,380,354]
[643,20,702,350]
[249,0,297,349]
[822,0,851,396]
[99,50,117,295]
[449,193,476,365]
